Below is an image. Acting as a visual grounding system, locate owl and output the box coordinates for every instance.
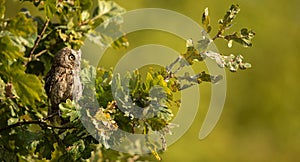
[44,47,82,120]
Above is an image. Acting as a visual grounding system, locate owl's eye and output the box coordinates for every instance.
[68,54,75,61]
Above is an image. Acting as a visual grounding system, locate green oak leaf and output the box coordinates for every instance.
[80,0,93,11]
[0,78,5,100]
[93,0,126,21]
[0,34,24,61]
[224,28,255,48]
[222,54,252,72]
[218,4,240,30]
[6,12,37,39]
[35,134,55,159]
[59,99,79,122]
[4,62,44,105]
[85,31,112,47]
[202,7,212,33]
[0,11,37,61]
[44,0,57,18]
[0,147,18,162]
[10,130,43,156]
[0,0,5,19]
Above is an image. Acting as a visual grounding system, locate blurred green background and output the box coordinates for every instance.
[5,0,300,161]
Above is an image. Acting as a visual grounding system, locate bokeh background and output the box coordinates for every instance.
[5,0,300,161]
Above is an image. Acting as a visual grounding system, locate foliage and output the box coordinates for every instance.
[0,1,255,161]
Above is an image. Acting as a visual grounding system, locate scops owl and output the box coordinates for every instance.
[45,47,82,118]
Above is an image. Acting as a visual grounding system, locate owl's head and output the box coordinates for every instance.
[54,47,81,68]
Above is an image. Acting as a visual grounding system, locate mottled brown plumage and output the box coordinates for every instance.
[45,47,82,119]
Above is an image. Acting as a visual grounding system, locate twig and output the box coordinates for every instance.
[212,30,222,41]
[33,49,48,60]
[28,18,50,62]
[212,25,228,41]
[0,119,75,132]
[42,112,59,121]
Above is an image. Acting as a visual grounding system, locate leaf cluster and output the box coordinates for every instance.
[179,4,255,74]
[0,1,255,161]
[0,0,131,161]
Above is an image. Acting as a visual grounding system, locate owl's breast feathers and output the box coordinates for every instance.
[46,67,75,102]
